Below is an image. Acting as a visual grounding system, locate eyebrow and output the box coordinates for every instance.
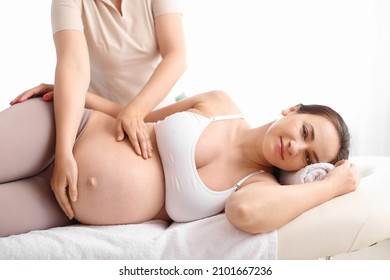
[307,123,320,163]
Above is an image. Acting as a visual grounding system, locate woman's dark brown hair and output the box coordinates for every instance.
[296,104,350,164]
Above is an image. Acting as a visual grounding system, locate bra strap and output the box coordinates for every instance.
[210,114,244,122]
[235,170,264,190]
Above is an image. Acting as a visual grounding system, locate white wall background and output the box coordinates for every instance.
[1,0,389,156]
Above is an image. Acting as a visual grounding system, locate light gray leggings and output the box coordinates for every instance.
[0,98,91,237]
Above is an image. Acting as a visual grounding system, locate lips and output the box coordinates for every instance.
[279,137,285,160]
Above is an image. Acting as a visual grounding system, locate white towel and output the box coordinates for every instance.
[0,214,277,260]
[159,214,277,260]
[279,162,334,185]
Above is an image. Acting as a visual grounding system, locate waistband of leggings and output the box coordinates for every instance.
[75,108,92,141]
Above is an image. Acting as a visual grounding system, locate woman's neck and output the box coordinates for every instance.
[236,122,274,172]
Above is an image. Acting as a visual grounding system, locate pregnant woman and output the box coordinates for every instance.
[0,91,359,237]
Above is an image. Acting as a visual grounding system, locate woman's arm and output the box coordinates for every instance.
[115,13,186,158]
[85,92,123,117]
[86,90,241,124]
[51,29,90,219]
[144,90,241,122]
[225,160,360,234]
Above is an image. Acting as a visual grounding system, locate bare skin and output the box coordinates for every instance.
[66,91,359,234]
[10,1,187,219]
[71,105,261,225]
[72,111,167,225]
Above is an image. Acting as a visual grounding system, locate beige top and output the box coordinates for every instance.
[51,0,181,105]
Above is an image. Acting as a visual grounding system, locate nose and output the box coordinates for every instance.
[288,139,307,157]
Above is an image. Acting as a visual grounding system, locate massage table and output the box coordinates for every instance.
[0,156,389,259]
[278,156,390,259]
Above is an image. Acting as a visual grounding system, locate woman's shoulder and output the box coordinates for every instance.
[193,90,242,117]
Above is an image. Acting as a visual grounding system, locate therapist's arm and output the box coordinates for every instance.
[115,13,187,158]
[51,29,90,219]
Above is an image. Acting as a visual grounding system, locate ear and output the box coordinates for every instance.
[281,104,301,116]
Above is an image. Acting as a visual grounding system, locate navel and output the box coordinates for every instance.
[87,177,97,188]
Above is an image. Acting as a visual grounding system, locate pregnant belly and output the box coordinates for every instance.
[72,111,165,225]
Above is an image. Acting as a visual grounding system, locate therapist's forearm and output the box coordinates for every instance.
[54,65,89,156]
[127,51,187,117]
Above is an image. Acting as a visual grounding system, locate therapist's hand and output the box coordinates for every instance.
[51,153,78,220]
[10,83,54,105]
[115,105,153,159]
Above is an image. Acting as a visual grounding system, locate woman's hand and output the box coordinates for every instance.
[325,160,360,197]
[115,105,153,159]
[10,83,54,105]
[51,153,79,220]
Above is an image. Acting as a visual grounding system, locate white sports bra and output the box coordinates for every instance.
[154,111,263,222]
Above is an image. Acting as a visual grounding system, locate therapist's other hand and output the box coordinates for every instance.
[115,106,153,159]
[10,83,54,105]
[51,154,78,220]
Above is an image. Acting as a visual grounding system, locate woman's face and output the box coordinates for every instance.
[262,106,340,171]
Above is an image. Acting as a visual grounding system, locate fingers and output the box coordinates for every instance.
[115,118,125,142]
[334,159,348,167]
[335,160,358,173]
[115,117,153,159]
[330,159,360,194]
[349,162,360,186]
[128,122,153,159]
[53,183,75,220]
[43,91,54,102]
[10,92,26,105]
[127,126,142,157]
[10,83,54,105]
[68,179,78,203]
[51,156,78,220]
